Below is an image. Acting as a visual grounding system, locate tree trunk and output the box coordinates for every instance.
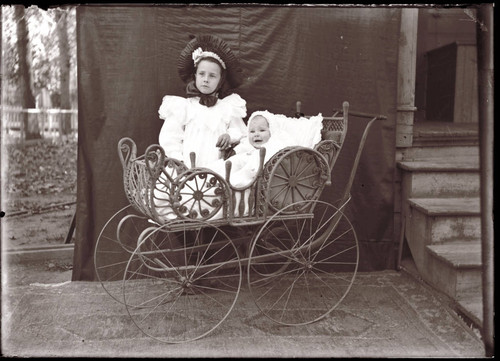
[14,5,39,140]
[56,9,71,136]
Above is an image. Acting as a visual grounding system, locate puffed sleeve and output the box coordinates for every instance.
[158,96,188,160]
[220,93,247,143]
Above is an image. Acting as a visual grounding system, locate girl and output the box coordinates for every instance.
[158,34,247,167]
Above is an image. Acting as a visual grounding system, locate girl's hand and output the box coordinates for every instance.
[216,133,231,150]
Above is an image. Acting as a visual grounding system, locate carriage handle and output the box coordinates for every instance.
[296,101,386,121]
[296,101,387,208]
[330,107,387,121]
[337,110,386,208]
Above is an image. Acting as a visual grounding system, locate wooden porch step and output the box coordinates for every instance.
[404,197,481,289]
[425,241,481,301]
[398,159,479,198]
[401,121,479,160]
[407,198,481,245]
[426,242,481,269]
[398,158,479,172]
[412,121,479,147]
[409,197,480,216]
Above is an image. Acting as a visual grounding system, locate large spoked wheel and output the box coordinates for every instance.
[123,219,242,343]
[247,225,293,288]
[94,204,155,303]
[247,199,358,326]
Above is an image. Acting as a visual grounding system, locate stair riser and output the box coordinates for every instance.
[404,172,479,198]
[401,146,478,161]
[424,253,482,300]
[408,207,481,244]
[429,216,481,243]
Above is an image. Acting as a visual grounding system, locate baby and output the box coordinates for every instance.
[209,112,278,189]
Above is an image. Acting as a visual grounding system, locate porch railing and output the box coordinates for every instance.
[1,106,78,140]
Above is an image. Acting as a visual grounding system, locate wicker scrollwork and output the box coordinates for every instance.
[314,140,341,170]
[118,137,137,169]
[170,169,230,221]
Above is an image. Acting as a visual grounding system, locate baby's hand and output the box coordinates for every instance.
[216,133,231,150]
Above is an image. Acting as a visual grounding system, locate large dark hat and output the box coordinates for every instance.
[177,34,244,89]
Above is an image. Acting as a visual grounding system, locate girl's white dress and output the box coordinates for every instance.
[154,93,246,221]
[158,93,247,167]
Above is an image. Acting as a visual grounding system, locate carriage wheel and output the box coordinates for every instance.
[123,219,242,343]
[94,204,155,304]
[172,169,228,221]
[264,148,329,214]
[247,199,358,326]
[247,225,293,287]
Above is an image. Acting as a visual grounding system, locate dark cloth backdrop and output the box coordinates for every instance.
[73,5,400,280]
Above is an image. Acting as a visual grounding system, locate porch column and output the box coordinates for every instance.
[476,4,494,357]
[396,8,418,147]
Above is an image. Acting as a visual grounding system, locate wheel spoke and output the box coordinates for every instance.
[271,173,289,182]
[309,219,350,263]
[295,182,316,190]
[294,187,307,201]
[269,180,290,187]
[269,183,288,204]
[295,160,313,180]
[296,172,319,182]
[183,181,197,194]
[279,162,290,178]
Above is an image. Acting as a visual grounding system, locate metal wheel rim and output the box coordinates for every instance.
[122,219,242,343]
[94,204,153,304]
[247,199,359,326]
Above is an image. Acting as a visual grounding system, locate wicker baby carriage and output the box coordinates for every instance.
[94,101,385,343]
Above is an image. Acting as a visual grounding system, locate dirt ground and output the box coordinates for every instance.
[6,259,73,286]
[3,138,77,247]
[2,192,76,248]
[2,138,77,285]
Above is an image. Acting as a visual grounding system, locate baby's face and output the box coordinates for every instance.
[249,116,271,148]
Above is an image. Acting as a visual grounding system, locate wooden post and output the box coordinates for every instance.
[394,8,418,272]
[396,8,418,148]
[476,4,494,357]
[20,109,27,141]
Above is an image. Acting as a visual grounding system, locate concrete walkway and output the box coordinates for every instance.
[1,267,485,358]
